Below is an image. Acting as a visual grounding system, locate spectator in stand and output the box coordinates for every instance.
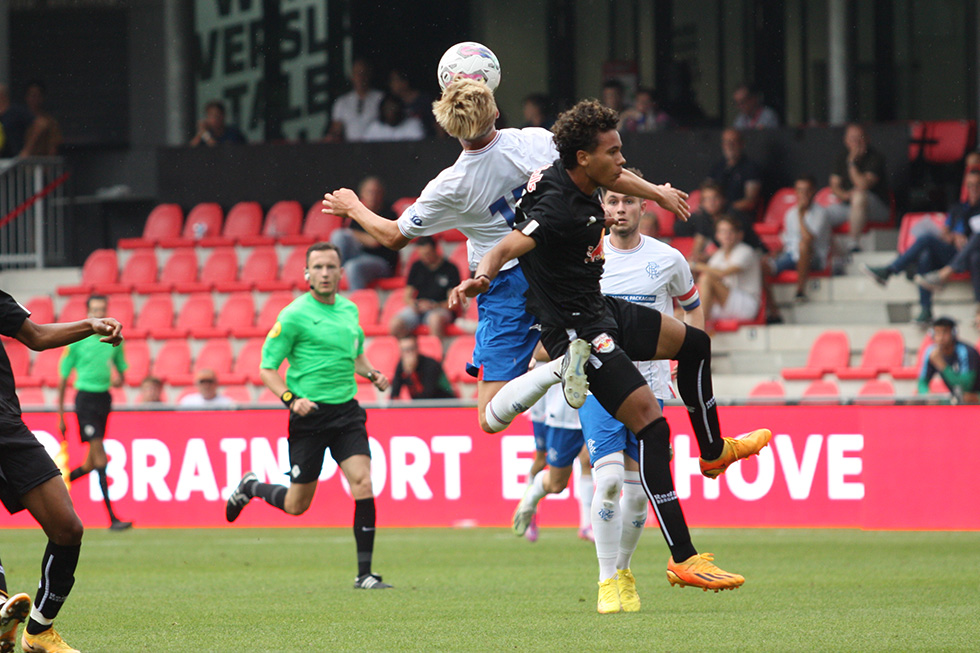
[329,176,400,290]
[621,87,673,133]
[708,128,764,217]
[389,236,460,339]
[600,79,629,130]
[826,123,890,251]
[963,151,980,202]
[190,100,246,147]
[325,58,384,143]
[674,181,765,263]
[388,334,456,400]
[0,83,35,158]
[862,168,978,324]
[178,369,234,408]
[732,84,779,130]
[917,317,980,404]
[692,216,762,328]
[521,94,554,130]
[19,80,61,157]
[389,68,435,137]
[769,175,833,302]
[362,93,425,142]
[137,376,164,404]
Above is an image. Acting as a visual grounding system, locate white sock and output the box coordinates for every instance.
[617,470,648,570]
[591,453,624,581]
[29,605,52,626]
[485,359,562,432]
[578,472,594,530]
[525,470,548,509]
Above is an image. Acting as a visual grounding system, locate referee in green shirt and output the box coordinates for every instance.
[56,295,131,531]
[225,243,393,589]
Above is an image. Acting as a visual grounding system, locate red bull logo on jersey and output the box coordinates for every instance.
[591,333,615,354]
[585,228,605,263]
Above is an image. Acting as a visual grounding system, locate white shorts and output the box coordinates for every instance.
[711,288,760,321]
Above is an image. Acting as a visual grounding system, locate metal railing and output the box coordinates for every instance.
[0,156,70,269]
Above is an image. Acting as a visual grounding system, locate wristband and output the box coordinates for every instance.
[475,273,491,281]
[367,370,381,382]
[281,390,296,407]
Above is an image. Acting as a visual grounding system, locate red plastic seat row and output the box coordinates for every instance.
[782,329,912,381]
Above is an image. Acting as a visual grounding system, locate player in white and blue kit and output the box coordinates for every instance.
[577,176,705,613]
[323,78,691,434]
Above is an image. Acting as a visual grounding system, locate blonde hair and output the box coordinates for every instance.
[432,78,497,140]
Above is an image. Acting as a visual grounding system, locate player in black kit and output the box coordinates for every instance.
[0,289,122,653]
[451,100,770,592]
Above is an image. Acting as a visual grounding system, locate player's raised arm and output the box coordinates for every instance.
[448,229,536,309]
[15,316,122,351]
[610,170,690,220]
[322,188,411,250]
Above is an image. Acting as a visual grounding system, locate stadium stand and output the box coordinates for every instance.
[800,379,840,403]
[177,247,237,293]
[58,296,89,322]
[129,293,175,339]
[232,338,266,386]
[113,249,159,293]
[835,329,905,380]
[255,246,306,292]
[240,200,304,246]
[781,330,851,380]
[30,348,65,388]
[217,246,279,293]
[200,201,262,247]
[364,336,400,380]
[57,249,118,296]
[443,335,476,384]
[25,295,54,324]
[855,379,896,404]
[159,202,223,248]
[150,340,192,384]
[188,339,237,385]
[135,248,197,294]
[216,293,257,339]
[118,204,183,249]
[747,380,785,403]
[122,340,150,387]
[348,289,380,332]
[756,187,796,236]
[280,206,343,246]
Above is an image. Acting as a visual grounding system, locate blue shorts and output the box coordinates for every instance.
[542,425,585,468]
[532,420,547,453]
[469,265,540,382]
[579,395,664,464]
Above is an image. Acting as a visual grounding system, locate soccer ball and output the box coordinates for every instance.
[437,42,501,92]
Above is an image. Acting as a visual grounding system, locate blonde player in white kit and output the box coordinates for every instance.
[322,79,690,434]
[577,172,745,614]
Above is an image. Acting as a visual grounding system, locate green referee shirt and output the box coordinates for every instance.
[260,293,365,405]
[59,334,128,392]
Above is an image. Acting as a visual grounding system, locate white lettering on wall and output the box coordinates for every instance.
[431,436,472,500]
[175,438,220,501]
[775,434,823,499]
[827,434,864,499]
[132,439,172,501]
[390,436,433,500]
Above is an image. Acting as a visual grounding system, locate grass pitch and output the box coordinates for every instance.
[2,527,978,651]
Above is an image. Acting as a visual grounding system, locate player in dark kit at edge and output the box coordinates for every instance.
[0,289,123,653]
[451,100,771,590]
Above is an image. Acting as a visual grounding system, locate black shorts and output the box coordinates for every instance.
[541,296,664,418]
[75,390,111,442]
[287,399,370,484]
[0,418,61,514]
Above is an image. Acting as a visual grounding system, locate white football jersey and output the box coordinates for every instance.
[543,383,581,430]
[601,235,700,400]
[397,127,557,272]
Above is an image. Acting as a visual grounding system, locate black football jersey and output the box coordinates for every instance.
[0,290,30,419]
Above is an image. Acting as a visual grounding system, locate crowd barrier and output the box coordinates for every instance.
[3,405,976,530]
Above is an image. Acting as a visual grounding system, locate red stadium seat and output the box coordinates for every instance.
[443,335,476,384]
[130,294,174,340]
[280,207,343,246]
[217,247,278,293]
[686,189,701,214]
[106,295,135,331]
[669,237,695,260]
[233,338,266,385]
[150,340,191,384]
[135,249,198,294]
[122,340,150,386]
[257,386,280,404]
[216,293,257,339]
[649,203,677,238]
[855,379,896,404]
[813,186,841,210]
[231,291,295,340]
[255,246,305,292]
[30,348,65,387]
[110,386,128,406]
[365,336,400,381]
[239,201,303,246]
[181,339,240,386]
[25,296,54,324]
[57,296,89,323]
[893,334,932,380]
[111,249,158,293]
[417,334,443,361]
[4,339,31,378]
[175,247,237,293]
[747,380,785,403]
[159,203,223,248]
[436,229,467,243]
[377,292,408,336]
[782,330,850,380]
[392,196,417,218]
[448,244,471,281]
[200,201,262,247]
[917,120,976,164]
[757,187,796,236]
[118,204,184,249]
[17,387,46,407]
[221,385,253,404]
[347,289,380,331]
[800,379,840,403]
[896,212,946,254]
[57,249,118,296]
[836,329,905,380]
[153,293,214,339]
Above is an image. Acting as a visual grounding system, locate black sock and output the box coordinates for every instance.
[636,419,697,563]
[353,498,376,577]
[26,541,80,633]
[252,482,287,511]
[674,325,724,461]
[97,467,119,522]
[69,466,89,482]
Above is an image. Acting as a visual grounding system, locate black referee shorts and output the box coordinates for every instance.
[0,418,61,514]
[540,296,665,418]
[287,399,370,484]
[75,390,112,442]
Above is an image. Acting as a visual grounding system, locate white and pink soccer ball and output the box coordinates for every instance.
[437,42,501,92]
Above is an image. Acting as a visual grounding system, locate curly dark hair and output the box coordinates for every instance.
[551,100,620,169]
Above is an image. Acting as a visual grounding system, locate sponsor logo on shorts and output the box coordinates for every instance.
[291,464,301,478]
[586,438,597,455]
[84,424,95,436]
[591,333,614,354]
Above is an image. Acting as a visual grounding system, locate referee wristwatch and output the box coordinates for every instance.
[280,390,296,407]
[366,370,381,382]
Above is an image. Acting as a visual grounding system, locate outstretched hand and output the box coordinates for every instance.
[448,277,491,311]
[656,183,691,221]
[322,188,361,219]
[93,317,123,346]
